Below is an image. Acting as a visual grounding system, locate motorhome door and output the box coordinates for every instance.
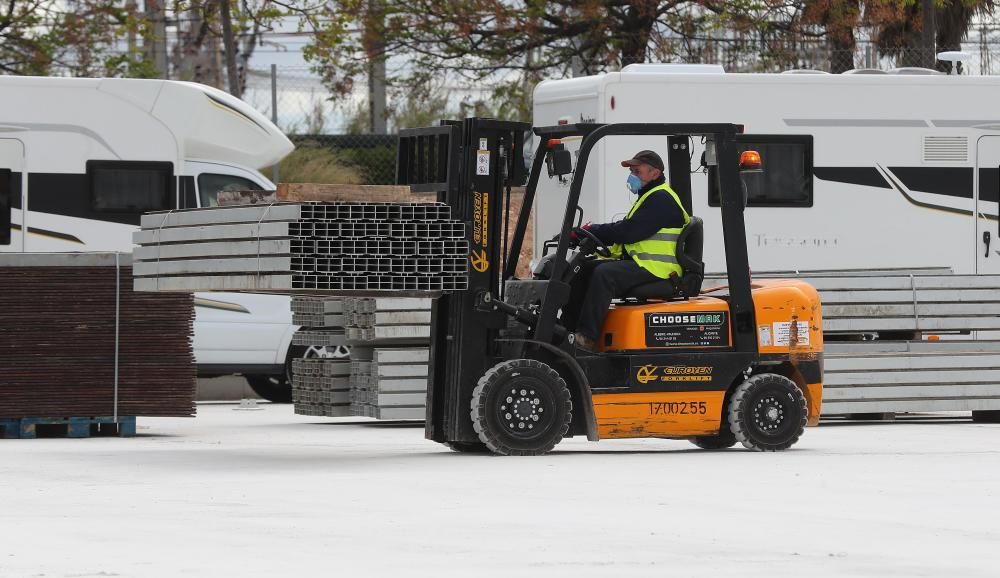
[977,137,1000,274]
[0,139,25,249]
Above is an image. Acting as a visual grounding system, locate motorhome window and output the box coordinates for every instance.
[198,174,263,207]
[708,136,813,207]
[89,162,171,212]
[1,169,10,245]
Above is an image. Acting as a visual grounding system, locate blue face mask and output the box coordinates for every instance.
[626,174,642,194]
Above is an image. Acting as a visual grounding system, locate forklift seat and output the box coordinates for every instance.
[623,216,705,301]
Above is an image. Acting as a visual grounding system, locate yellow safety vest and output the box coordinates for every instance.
[607,183,691,279]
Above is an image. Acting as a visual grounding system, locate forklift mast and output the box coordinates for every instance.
[397,118,530,443]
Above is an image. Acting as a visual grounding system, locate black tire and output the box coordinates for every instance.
[246,345,315,404]
[245,374,292,403]
[470,359,572,456]
[446,441,492,453]
[728,373,807,452]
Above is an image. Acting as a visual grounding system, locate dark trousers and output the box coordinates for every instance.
[562,259,659,340]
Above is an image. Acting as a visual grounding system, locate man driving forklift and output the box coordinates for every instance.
[563,149,690,351]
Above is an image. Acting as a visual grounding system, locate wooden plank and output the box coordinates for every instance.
[278,183,432,203]
[216,185,438,206]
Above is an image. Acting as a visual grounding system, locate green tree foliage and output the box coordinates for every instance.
[301,0,732,119]
[0,0,147,76]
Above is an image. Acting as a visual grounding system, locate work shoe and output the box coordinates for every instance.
[574,332,597,352]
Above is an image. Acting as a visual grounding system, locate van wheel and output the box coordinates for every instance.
[470,359,572,456]
[245,374,292,403]
[728,373,807,452]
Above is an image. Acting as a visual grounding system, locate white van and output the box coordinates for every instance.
[0,76,300,401]
[532,64,1000,275]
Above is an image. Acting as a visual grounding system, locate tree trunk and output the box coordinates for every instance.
[619,2,656,67]
[919,0,936,68]
[829,35,856,73]
[144,0,168,78]
[364,0,386,134]
[219,0,241,97]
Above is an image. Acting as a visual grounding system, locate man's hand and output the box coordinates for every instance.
[569,222,591,243]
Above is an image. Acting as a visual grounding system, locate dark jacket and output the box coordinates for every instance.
[587,176,685,246]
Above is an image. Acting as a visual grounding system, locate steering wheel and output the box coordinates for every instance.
[572,227,612,258]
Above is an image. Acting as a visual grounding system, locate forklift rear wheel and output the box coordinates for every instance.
[470,359,572,456]
[728,373,807,452]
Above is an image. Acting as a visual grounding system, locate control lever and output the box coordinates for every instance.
[985,231,992,258]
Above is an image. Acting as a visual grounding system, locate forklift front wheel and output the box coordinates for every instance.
[470,359,573,456]
[728,373,807,452]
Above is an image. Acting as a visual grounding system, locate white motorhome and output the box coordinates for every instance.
[0,76,299,401]
[532,64,1000,276]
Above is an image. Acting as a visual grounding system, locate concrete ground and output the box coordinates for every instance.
[1,405,997,578]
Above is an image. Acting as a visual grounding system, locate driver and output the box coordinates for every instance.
[563,150,691,351]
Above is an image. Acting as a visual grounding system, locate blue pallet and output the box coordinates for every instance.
[0,416,136,439]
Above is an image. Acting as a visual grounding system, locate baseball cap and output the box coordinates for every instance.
[620,150,664,172]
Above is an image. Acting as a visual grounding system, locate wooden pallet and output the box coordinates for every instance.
[0,416,136,439]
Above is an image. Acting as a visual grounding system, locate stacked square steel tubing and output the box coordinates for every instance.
[131,202,468,295]
[290,297,430,420]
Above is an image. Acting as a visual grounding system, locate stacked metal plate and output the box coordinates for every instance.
[0,253,196,420]
[132,202,468,295]
[290,296,431,419]
[823,340,1000,414]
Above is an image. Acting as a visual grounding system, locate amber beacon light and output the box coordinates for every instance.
[739,150,762,172]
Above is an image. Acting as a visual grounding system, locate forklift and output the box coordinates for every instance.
[397,119,823,455]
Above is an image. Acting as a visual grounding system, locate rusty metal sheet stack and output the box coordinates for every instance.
[0,253,196,421]
[290,296,429,419]
[131,202,469,295]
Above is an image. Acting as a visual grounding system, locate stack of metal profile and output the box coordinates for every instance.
[131,203,468,294]
[0,253,196,420]
[290,357,352,417]
[349,347,429,420]
[290,296,431,419]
